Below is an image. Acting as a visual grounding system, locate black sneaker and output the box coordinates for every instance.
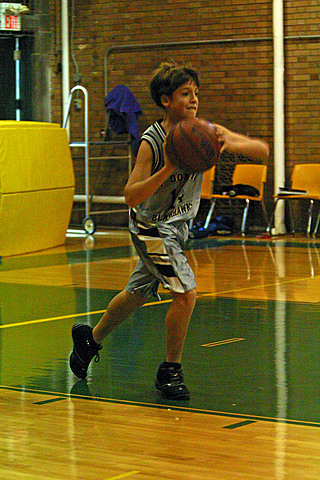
[155,362,190,400]
[69,324,102,379]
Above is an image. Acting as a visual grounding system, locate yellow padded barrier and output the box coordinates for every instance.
[0,121,74,193]
[0,121,75,257]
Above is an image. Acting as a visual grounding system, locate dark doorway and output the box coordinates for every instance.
[0,35,33,120]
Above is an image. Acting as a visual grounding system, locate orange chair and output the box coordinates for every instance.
[201,165,216,201]
[202,163,268,235]
[189,166,215,230]
[266,163,320,236]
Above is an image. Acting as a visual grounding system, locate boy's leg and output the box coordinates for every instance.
[165,288,197,363]
[93,289,147,343]
[156,288,197,400]
[70,289,147,379]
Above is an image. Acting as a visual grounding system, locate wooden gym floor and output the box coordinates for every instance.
[1,229,320,479]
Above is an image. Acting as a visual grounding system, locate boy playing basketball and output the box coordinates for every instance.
[70,61,269,400]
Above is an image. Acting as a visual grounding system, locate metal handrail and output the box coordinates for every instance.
[62,85,90,219]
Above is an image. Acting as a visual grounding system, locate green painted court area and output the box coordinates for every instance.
[1,237,320,428]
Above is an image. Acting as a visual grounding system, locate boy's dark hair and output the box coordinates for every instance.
[150,61,200,109]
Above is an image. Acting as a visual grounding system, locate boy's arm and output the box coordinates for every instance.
[124,139,175,208]
[214,123,270,162]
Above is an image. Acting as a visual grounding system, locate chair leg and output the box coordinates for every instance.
[261,200,269,227]
[307,199,314,236]
[241,199,250,236]
[288,199,295,234]
[267,198,295,234]
[313,205,320,237]
[266,198,279,233]
[203,199,217,229]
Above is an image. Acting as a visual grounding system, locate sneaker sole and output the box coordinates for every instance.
[155,381,190,401]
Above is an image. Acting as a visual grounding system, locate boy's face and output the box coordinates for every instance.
[162,79,199,123]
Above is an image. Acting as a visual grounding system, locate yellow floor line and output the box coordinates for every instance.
[106,472,140,480]
[202,337,245,347]
[1,274,318,330]
[0,300,172,329]
[0,310,106,329]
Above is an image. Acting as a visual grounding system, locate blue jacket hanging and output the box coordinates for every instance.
[104,85,142,156]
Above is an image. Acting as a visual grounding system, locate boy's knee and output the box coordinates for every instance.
[173,288,197,308]
[186,287,197,302]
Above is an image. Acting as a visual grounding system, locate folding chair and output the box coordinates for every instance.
[189,166,215,230]
[203,163,268,235]
[266,163,320,236]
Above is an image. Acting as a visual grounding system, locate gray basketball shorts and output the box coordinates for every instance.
[126,218,196,299]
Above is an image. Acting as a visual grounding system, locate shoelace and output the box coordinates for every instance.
[170,370,184,384]
[85,339,102,363]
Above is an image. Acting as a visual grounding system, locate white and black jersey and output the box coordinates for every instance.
[132,120,203,225]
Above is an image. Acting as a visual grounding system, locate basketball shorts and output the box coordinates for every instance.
[126,215,196,299]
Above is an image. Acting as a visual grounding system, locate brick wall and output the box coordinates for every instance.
[50,0,320,231]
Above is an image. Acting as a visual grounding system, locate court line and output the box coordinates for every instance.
[2,384,320,428]
[202,338,245,347]
[33,397,67,405]
[1,273,319,330]
[106,472,140,480]
[0,301,173,329]
[223,420,257,430]
[0,310,106,329]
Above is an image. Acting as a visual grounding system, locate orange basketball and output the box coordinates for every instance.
[165,117,221,173]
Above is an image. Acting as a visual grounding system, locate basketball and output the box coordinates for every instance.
[165,117,221,173]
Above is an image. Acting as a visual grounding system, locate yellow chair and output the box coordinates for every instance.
[189,166,216,230]
[202,163,268,235]
[266,163,320,236]
[201,165,216,200]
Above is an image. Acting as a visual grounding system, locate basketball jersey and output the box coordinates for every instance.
[131,120,203,225]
